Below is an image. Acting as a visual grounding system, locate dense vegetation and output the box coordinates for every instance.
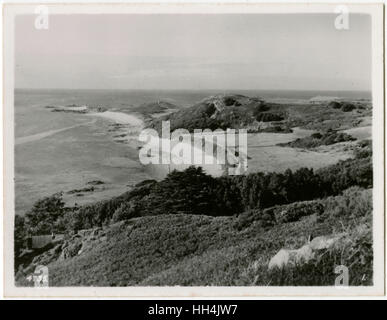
[130,101,178,115]
[145,96,371,135]
[16,186,371,286]
[148,94,287,133]
[278,130,356,149]
[284,101,371,131]
[15,147,372,244]
[327,101,365,112]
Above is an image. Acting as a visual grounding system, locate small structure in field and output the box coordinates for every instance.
[26,233,65,249]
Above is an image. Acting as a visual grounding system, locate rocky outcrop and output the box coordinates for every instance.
[268,245,314,270]
[268,233,347,270]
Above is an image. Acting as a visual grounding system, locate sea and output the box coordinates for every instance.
[14,89,371,215]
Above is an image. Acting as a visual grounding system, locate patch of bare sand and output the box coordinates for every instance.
[343,126,372,140]
[247,145,352,173]
[88,111,144,126]
[247,128,313,148]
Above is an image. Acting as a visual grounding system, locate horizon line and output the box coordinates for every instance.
[14,88,372,93]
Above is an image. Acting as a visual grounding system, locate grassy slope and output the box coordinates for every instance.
[129,101,179,116]
[45,188,372,286]
[147,94,288,133]
[146,95,371,136]
[284,103,371,131]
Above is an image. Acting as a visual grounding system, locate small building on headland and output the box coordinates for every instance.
[26,234,65,250]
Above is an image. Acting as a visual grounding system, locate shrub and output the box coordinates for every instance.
[354,140,372,159]
[255,112,284,122]
[24,192,69,235]
[111,201,140,222]
[319,187,372,223]
[328,101,342,109]
[311,132,323,139]
[224,96,242,106]
[269,201,324,224]
[317,157,372,195]
[279,131,356,149]
[341,103,356,112]
[233,209,275,231]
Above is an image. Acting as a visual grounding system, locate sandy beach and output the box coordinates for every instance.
[88,111,144,126]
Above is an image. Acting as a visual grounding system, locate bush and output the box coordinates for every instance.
[224,96,242,106]
[24,192,70,235]
[328,101,342,109]
[355,140,372,159]
[341,103,356,112]
[311,132,323,139]
[326,101,357,112]
[112,201,140,222]
[270,201,324,224]
[279,131,356,149]
[317,157,372,195]
[318,187,372,223]
[255,112,284,122]
[233,209,275,231]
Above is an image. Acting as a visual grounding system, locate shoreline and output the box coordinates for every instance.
[15,119,97,145]
[87,110,144,126]
[15,97,368,214]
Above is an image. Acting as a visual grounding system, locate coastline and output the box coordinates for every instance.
[14,93,370,215]
[15,119,97,145]
[86,110,144,126]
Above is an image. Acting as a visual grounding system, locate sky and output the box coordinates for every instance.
[15,14,372,91]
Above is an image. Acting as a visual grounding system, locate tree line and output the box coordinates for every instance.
[15,147,372,247]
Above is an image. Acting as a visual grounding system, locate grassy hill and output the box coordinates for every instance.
[148,94,289,133]
[16,187,371,286]
[146,94,371,134]
[284,101,372,131]
[130,100,179,116]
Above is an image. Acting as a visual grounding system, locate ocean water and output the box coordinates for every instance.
[14,89,371,215]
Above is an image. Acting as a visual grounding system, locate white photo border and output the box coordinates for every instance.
[2,2,385,298]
